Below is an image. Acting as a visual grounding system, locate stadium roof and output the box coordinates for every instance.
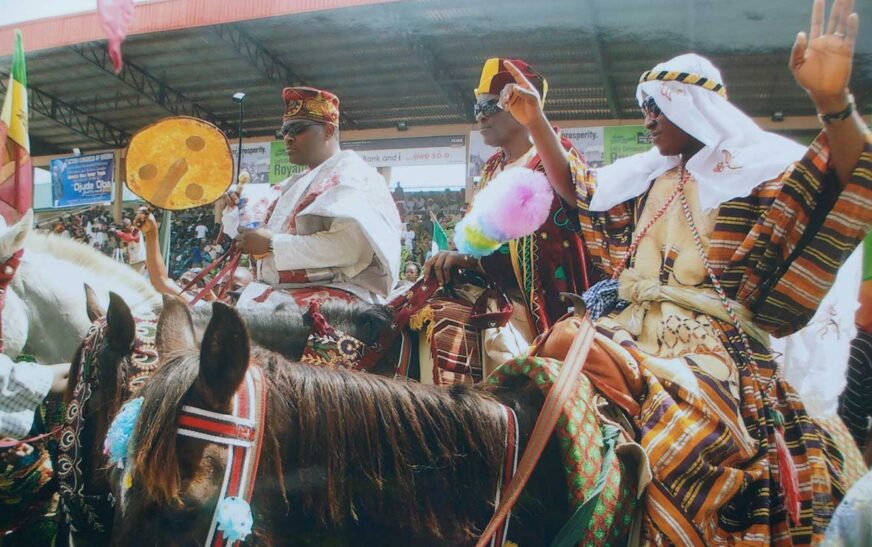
[2,0,870,156]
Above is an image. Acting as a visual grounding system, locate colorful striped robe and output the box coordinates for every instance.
[574,132,872,545]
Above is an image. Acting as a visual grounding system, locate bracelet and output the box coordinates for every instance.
[818,94,855,125]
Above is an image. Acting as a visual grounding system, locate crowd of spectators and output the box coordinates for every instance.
[165,206,227,279]
[30,185,466,284]
[32,204,228,279]
[393,187,466,266]
[34,205,137,259]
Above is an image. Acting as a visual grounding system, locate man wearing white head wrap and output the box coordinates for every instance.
[498,0,871,544]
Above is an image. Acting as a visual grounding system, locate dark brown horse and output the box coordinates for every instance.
[111,300,569,546]
[58,290,317,544]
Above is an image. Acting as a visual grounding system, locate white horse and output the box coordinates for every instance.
[0,210,160,364]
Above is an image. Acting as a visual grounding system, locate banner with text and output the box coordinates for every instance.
[342,135,466,168]
[469,125,625,179]
[50,152,115,207]
[230,142,272,184]
[603,125,651,164]
[269,141,308,183]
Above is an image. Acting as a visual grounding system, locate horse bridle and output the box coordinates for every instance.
[176,366,267,546]
[57,316,159,536]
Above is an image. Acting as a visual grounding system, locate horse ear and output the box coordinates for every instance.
[197,302,250,408]
[84,284,105,322]
[156,294,196,355]
[106,292,136,354]
[0,209,32,257]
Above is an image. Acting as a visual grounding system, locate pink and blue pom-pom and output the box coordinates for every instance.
[103,396,143,468]
[216,496,254,542]
[454,167,553,257]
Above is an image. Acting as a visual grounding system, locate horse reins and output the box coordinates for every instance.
[355,271,514,373]
[179,244,243,305]
[476,312,596,547]
[489,405,520,546]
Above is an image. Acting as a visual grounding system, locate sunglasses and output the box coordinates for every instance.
[277,121,322,139]
[474,98,503,119]
[641,96,662,118]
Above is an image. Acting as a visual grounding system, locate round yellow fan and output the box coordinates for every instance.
[125,116,234,210]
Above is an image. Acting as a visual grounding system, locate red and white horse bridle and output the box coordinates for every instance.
[177,367,267,547]
[175,366,519,547]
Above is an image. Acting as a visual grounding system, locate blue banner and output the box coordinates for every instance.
[50,152,115,207]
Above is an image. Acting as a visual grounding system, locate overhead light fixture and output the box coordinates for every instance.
[771,110,784,122]
[397,121,409,131]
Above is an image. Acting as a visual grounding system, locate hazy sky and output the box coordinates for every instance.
[0,0,97,27]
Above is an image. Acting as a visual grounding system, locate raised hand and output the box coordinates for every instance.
[134,207,158,235]
[499,60,545,127]
[791,0,859,109]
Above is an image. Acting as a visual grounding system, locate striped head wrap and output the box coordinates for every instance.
[638,69,727,99]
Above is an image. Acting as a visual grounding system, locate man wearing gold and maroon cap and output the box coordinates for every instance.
[229,86,401,307]
[425,58,593,365]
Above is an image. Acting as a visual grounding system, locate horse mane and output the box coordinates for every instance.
[316,300,394,345]
[25,231,160,313]
[132,349,510,543]
[189,306,312,360]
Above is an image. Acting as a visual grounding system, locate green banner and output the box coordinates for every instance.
[269,141,307,183]
[603,125,652,165]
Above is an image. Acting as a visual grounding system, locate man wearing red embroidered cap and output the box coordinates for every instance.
[226,87,401,308]
[425,58,593,367]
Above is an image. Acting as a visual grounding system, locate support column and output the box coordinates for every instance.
[113,149,123,222]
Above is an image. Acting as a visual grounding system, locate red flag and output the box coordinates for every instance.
[97,0,135,74]
[0,30,32,224]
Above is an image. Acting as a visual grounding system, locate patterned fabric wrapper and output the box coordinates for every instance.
[487,355,638,545]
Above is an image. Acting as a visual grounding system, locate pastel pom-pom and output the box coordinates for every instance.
[455,217,501,258]
[452,167,553,257]
[103,397,143,468]
[473,167,553,241]
[216,496,254,542]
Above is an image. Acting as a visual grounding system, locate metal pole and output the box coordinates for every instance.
[235,99,244,183]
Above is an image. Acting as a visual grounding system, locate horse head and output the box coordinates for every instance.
[0,210,32,358]
[58,288,158,543]
[0,209,32,259]
[114,301,569,546]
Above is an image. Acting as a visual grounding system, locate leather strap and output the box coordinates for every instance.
[475,313,596,547]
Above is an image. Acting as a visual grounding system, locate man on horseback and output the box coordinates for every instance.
[495,0,871,543]
[424,59,593,370]
[226,87,402,309]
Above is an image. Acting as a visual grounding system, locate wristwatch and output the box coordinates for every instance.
[267,236,274,254]
[818,94,855,125]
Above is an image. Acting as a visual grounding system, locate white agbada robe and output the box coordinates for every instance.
[234,150,401,308]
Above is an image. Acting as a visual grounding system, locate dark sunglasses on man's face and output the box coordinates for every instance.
[277,121,322,139]
[474,98,503,119]
[641,96,662,119]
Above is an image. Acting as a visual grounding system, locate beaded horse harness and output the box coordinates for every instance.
[57,316,158,536]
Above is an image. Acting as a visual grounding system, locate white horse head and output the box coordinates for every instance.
[4,210,161,364]
[0,210,33,359]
